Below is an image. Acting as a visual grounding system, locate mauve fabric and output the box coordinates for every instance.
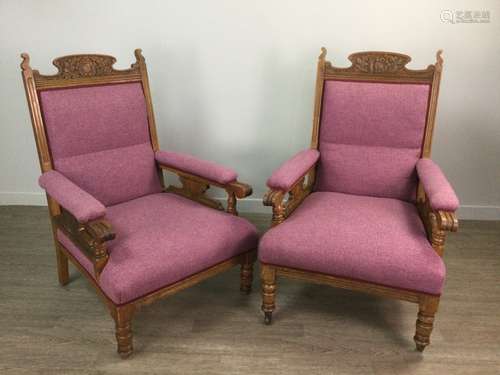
[39,83,150,159]
[54,143,162,206]
[267,149,320,191]
[316,80,431,201]
[155,150,237,184]
[57,193,259,304]
[39,83,162,206]
[259,192,445,295]
[316,143,420,201]
[39,170,106,223]
[417,158,459,211]
[319,81,430,148]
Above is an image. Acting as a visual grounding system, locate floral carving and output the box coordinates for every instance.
[28,51,143,88]
[349,52,411,73]
[52,55,117,79]
[321,49,435,79]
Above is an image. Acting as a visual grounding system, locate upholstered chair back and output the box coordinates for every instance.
[315,80,430,201]
[38,82,162,206]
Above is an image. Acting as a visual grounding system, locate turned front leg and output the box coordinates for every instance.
[414,296,439,352]
[113,305,135,358]
[261,264,276,324]
[240,253,254,294]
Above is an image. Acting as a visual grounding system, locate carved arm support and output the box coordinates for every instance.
[54,209,115,278]
[263,149,320,226]
[417,195,458,256]
[38,170,115,277]
[416,159,459,256]
[155,151,252,215]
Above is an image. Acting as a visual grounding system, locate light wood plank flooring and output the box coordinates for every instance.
[1,206,499,374]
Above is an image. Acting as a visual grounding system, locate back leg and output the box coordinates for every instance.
[56,244,69,286]
[240,253,254,294]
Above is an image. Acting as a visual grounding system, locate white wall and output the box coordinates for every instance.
[1,0,499,219]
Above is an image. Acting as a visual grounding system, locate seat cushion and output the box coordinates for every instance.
[58,193,258,304]
[259,192,445,295]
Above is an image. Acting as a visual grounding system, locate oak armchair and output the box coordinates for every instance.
[259,48,459,352]
[21,50,258,358]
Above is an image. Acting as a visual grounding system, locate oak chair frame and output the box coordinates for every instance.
[261,48,458,352]
[21,49,256,358]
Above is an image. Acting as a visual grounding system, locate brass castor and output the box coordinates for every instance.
[240,284,252,295]
[264,312,272,325]
[119,349,133,359]
[415,343,426,352]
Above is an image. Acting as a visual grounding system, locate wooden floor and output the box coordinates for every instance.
[0,206,499,374]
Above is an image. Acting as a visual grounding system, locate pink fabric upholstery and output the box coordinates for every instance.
[39,170,105,223]
[155,150,237,184]
[316,143,420,201]
[316,80,431,201]
[54,143,162,206]
[259,192,445,295]
[39,83,162,206]
[319,81,430,148]
[39,83,151,159]
[417,159,459,211]
[58,193,258,304]
[267,149,320,192]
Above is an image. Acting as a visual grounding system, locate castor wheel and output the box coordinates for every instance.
[264,312,272,325]
[240,285,252,295]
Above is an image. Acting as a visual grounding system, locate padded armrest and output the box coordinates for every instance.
[267,149,320,192]
[155,150,238,185]
[39,170,106,223]
[416,158,459,212]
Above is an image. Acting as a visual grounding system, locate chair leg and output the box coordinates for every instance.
[261,264,276,325]
[55,245,69,286]
[113,305,135,358]
[414,295,440,352]
[240,254,254,294]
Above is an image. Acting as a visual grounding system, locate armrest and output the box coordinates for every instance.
[416,159,459,257]
[267,149,320,192]
[155,150,252,214]
[39,170,114,277]
[416,158,459,212]
[39,170,106,223]
[155,150,237,185]
[264,149,320,226]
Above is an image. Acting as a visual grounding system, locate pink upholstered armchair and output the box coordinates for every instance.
[21,50,258,358]
[259,48,459,352]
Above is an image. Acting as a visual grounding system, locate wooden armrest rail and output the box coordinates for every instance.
[158,164,252,215]
[263,165,316,226]
[54,208,115,278]
[417,193,458,257]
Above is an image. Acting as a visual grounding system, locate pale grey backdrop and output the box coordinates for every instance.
[1,0,499,218]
